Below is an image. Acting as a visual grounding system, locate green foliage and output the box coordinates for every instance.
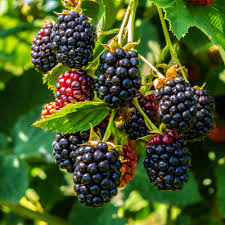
[0,156,28,204]
[33,101,110,133]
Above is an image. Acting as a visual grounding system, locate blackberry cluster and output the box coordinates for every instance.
[55,70,94,109]
[41,102,56,120]
[71,142,122,207]
[31,23,57,72]
[95,48,141,108]
[188,0,214,6]
[52,131,89,173]
[183,88,215,141]
[144,130,190,190]
[155,77,197,133]
[124,107,148,140]
[120,145,137,188]
[50,12,97,69]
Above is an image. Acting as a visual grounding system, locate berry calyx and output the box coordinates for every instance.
[50,12,97,69]
[120,145,137,188]
[31,23,58,72]
[71,142,122,207]
[95,48,141,109]
[55,70,94,109]
[144,130,190,191]
[41,102,56,120]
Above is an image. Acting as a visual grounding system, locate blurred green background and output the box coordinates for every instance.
[0,0,225,225]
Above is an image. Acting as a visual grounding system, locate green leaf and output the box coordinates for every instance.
[0,156,28,203]
[69,203,125,225]
[123,155,201,206]
[205,66,225,95]
[13,106,55,161]
[43,63,68,93]
[216,163,225,218]
[33,101,109,134]
[152,0,225,50]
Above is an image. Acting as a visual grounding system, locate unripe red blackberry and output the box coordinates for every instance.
[31,23,57,72]
[155,77,197,134]
[124,107,148,140]
[144,130,190,191]
[183,88,215,141]
[50,12,97,69]
[52,131,89,173]
[71,142,122,207]
[120,145,137,188]
[95,48,141,109]
[189,0,214,6]
[41,102,56,120]
[55,70,94,109]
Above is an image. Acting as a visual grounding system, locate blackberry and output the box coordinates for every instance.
[120,145,137,188]
[52,131,89,173]
[124,107,148,140]
[41,102,56,120]
[137,92,159,123]
[183,88,215,141]
[144,130,190,191]
[55,70,94,109]
[188,0,214,6]
[124,93,159,140]
[155,77,197,133]
[50,12,97,69]
[72,142,122,207]
[31,23,57,72]
[95,48,141,108]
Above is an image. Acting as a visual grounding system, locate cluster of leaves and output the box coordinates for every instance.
[0,0,225,225]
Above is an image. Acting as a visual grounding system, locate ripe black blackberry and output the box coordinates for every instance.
[155,77,197,133]
[71,142,122,207]
[95,48,141,108]
[31,23,57,72]
[124,93,159,140]
[124,107,148,140]
[52,131,89,173]
[144,130,190,191]
[50,12,97,69]
[183,88,215,141]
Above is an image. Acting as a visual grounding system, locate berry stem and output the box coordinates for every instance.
[103,110,116,141]
[156,5,189,83]
[99,29,120,36]
[118,0,133,45]
[0,200,69,225]
[133,98,161,133]
[127,0,138,43]
[139,54,165,78]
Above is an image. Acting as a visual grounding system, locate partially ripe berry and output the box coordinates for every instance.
[41,102,56,120]
[189,0,214,6]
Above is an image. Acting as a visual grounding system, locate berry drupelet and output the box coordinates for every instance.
[95,48,141,109]
[31,23,57,72]
[55,70,94,109]
[41,102,56,120]
[155,77,197,134]
[183,88,215,141]
[120,145,137,188]
[52,131,90,173]
[71,142,122,207]
[50,12,97,69]
[144,130,191,191]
